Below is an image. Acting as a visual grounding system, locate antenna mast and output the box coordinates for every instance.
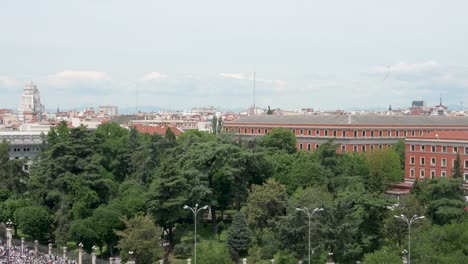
[136,86,139,113]
[253,72,256,115]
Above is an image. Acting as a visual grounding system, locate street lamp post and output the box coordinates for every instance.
[34,240,38,264]
[402,249,408,264]
[394,214,425,264]
[78,243,83,264]
[6,219,13,264]
[183,204,208,264]
[296,207,324,264]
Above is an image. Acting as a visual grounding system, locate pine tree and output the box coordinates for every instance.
[227,212,251,261]
[452,153,463,179]
[217,116,223,134]
[164,127,176,143]
[128,126,139,153]
[212,115,218,135]
[147,158,188,248]
[267,106,274,115]
[410,179,422,197]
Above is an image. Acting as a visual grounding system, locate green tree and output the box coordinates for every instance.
[28,126,117,247]
[181,140,243,234]
[69,218,99,253]
[227,212,251,261]
[267,106,274,115]
[53,203,72,246]
[452,153,463,179]
[197,242,232,264]
[261,128,297,154]
[147,157,188,247]
[419,178,465,225]
[231,150,273,211]
[0,140,28,194]
[285,154,329,193]
[212,115,218,135]
[246,179,288,232]
[411,217,468,263]
[393,138,406,171]
[383,194,425,248]
[266,151,297,185]
[116,215,163,263]
[95,122,130,182]
[110,180,147,218]
[15,205,51,240]
[211,115,224,135]
[365,149,403,193]
[362,248,401,264]
[275,187,333,261]
[217,115,224,134]
[91,205,125,255]
[165,127,177,143]
[273,250,299,264]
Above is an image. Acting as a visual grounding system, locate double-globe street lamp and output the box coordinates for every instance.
[394,214,425,264]
[183,204,208,264]
[296,207,324,264]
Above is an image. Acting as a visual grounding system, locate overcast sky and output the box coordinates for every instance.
[1,0,468,111]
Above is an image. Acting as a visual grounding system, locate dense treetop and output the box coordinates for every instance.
[0,124,466,263]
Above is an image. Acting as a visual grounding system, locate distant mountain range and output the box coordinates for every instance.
[46,105,249,114]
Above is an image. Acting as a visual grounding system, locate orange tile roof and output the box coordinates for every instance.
[133,124,183,137]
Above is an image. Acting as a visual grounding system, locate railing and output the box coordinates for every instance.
[6,238,109,264]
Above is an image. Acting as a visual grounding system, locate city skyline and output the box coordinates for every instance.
[2,0,468,110]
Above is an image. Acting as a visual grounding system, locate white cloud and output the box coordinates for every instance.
[369,61,440,75]
[141,72,168,81]
[220,73,287,87]
[47,70,110,86]
[0,76,19,87]
[220,73,247,80]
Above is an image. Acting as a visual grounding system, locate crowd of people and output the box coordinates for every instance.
[0,243,77,264]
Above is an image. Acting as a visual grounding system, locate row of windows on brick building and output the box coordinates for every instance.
[228,127,430,138]
[298,143,391,152]
[409,156,468,168]
[409,145,468,153]
[408,168,468,182]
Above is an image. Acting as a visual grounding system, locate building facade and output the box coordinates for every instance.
[405,131,468,183]
[99,105,119,117]
[0,131,44,159]
[224,115,468,153]
[18,82,45,123]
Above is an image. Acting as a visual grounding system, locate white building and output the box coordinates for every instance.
[99,105,118,117]
[18,82,45,123]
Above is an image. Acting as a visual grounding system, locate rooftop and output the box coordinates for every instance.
[226,115,468,126]
[133,124,184,137]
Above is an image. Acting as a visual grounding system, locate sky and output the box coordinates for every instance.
[1,0,468,111]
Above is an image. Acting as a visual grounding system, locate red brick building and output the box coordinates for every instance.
[405,131,468,183]
[224,115,468,154]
